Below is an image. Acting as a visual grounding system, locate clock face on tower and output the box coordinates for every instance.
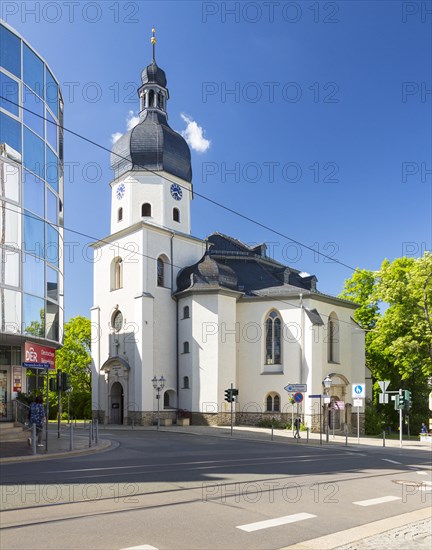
[170,183,183,201]
[116,183,125,200]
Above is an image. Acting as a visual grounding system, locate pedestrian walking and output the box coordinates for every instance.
[420,422,427,434]
[29,395,45,447]
[294,416,301,438]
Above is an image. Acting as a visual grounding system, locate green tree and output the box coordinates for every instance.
[340,253,432,432]
[55,316,92,419]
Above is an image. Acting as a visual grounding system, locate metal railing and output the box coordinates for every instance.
[13,399,30,425]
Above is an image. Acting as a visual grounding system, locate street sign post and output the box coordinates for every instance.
[352,384,365,399]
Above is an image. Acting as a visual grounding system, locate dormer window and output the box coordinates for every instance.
[142,203,151,217]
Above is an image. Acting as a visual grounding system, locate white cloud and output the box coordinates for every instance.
[126,111,140,131]
[111,111,140,144]
[180,113,210,153]
[111,132,123,144]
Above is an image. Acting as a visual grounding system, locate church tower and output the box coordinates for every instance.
[91,30,205,426]
[110,29,193,235]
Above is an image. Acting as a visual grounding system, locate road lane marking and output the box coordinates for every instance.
[237,513,316,532]
[416,471,428,475]
[121,546,158,550]
[353,496,401,506]
[382,459,401,465]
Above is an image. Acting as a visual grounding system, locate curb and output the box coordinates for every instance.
[280,507,432,549]
[0,438,113,464]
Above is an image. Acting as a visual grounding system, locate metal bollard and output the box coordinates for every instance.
[69,423,74,451]
[95,419,99,444]
[32,423,36,455]
[271,425,274,440]
[345,425,348,446]
[306,427,309,443]
[383,430,386,447]
[326,424,329,443]
[88,421,92,448]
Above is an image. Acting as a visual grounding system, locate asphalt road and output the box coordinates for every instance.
[0,430,431,550]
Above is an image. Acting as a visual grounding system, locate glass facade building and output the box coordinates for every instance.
[0,21,64,419]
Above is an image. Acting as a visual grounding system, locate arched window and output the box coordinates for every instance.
[183,306,190,319]
[173,208,180,222]
[142,203,151,217]
[163,391,170,408]
[183,376,189,389]
[265,310,281,364]
[117,207,123,222]
[183,341,190,354]
[111,257,123,290]
[265,392,281,412]
[148,90,154,108]
[157,257,165,287]
[328,312,340,363]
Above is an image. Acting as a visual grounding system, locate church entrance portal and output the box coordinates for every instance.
[110,382,124,424]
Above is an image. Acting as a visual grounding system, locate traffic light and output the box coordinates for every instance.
[62,372,70,392]
[224,389,233,402]
[232,389,239,397]
[404,390,412,411]
[398,389,405,408]
[49,377,57,392]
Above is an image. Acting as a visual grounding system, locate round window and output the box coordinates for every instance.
[112,310,123,332]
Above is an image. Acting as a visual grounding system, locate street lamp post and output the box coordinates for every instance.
[152,376,165,430]
[323,375,332,443]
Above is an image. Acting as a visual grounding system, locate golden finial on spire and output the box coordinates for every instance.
[151,28,156,62]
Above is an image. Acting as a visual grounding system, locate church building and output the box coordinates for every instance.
[91,33,365,432]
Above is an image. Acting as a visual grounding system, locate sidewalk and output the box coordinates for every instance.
[0,426,111,463]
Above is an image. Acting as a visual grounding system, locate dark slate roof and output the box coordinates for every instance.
[176,233,319,296]
[177,254,238,292]
[305,308,325,326]
[111,110,192,182]
[141,62,167,88]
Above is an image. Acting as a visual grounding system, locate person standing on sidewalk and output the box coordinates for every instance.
[29,395,45,447]
[294,416,301,439]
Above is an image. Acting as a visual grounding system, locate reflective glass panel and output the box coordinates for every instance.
[23,85,44,137]
[23,127,44,179]
[0,25,21,78]
[0,112,22,153]
[23,294,45,337]
[45,146,58,191]
[0,71,19,116]
[23,170,44,218]
[23,44,44,97]
[46,266,58,301]
[0,202,21,246]
[23,253,44,297]
[46,188,57,224]
[2,161,20,202]
[1,289,21,333]
[45,300,59,341]
[46,109,57,151]
[23,209,44,258]
[45,68,58,118]
[0,246,19,287]
[46,223,59,267]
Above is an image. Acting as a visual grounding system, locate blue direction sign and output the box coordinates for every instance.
[294,392,304,403]
[284,383,307,393]
[22,362,50,369]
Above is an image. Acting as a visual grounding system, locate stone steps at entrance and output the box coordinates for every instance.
[0,422,29,441]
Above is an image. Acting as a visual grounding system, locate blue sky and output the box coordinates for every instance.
[3,0,431,320]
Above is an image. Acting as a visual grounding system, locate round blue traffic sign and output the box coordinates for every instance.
[354,385,362,395]
[294,392,304,403]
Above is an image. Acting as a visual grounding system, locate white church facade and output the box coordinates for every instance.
[91,36,366,432]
